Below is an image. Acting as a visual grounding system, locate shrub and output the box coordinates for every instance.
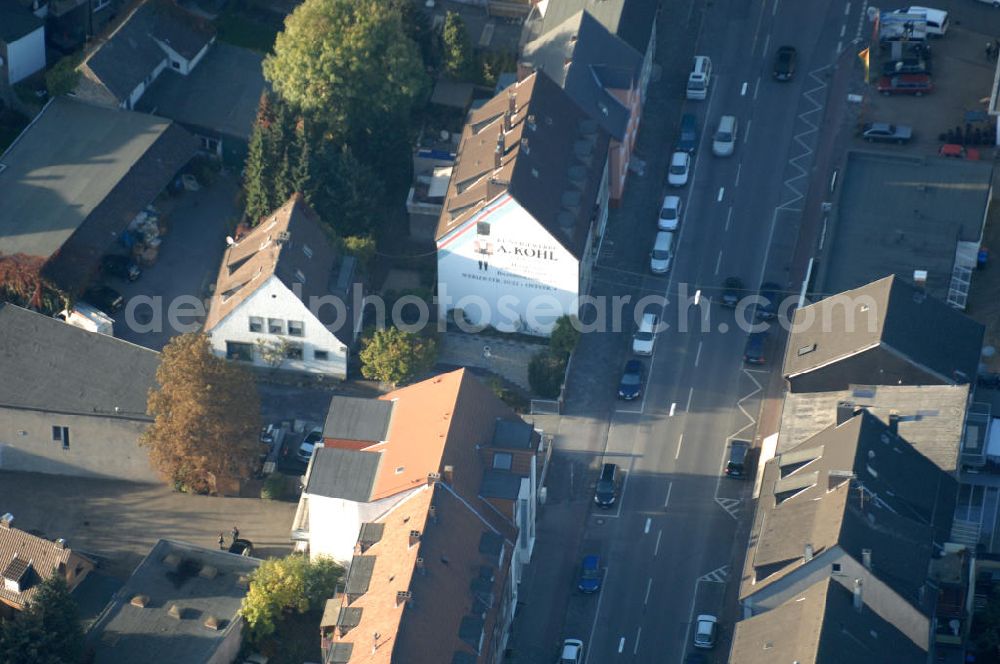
[528,351,566,399]
[260,474,288,501]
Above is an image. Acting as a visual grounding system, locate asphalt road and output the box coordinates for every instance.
[509,0,859,661]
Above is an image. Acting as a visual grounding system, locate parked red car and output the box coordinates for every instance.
[939,144,980,161]
[877,74,933,96]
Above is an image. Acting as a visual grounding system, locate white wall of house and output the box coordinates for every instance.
[208,275,349,379]
[124,57,168,110]
[5,26,45,84]
[156,37,214,76]
[436,193,582,337]
[304,490,416,563]
[0,407,158,482]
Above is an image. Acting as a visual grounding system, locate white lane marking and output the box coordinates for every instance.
[754,76,761,100]
[669,402,677,417]
[715,250,723,275]
[725,207,733,231]
[717,187,725,202]
[740,81,748,96]
[694,289,701,305]
[694,340,703,367]
[744,119,752,144]
[675,433,684,459]
[655,529,663,555]
[840,24,846,37]
[735,162,742,187]
[618,637,625,653]
[664,482,673,508]
[686,386,694,411]
[644,517,651,534]
[836,40,842,54]
[634,627,642,655]
[844,1,851,14]
[772,0,779,15]
[644,578,653,604]
[762,33,770,57]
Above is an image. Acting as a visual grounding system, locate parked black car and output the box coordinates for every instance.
[721,277,743,308]
[677,113,699,153]
[772,46,797,81]
[725,440,751,478]
[743,331,768,365]
[617,360,644,400]
[594,463,619,507]
[82,286,124,313]
[101,254,141,281]
[756,282,782,320]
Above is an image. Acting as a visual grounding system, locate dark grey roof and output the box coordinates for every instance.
[322,396,394,443]
[458,614,484,648]
[80,0,215,103]
[0,97,196,291]
[730,577,928,664]
[491,418,537,449]
[779,384,970,473]
[478,531,503,556]
[784,275,984,387]
[329,643,353,663]
[0,303,159,419]
[136,43,265,140]
[480,469,523,500]
[452,653,478,664]
[87,539,260,664]
[357,522,384,550]
[521,10,641,140]
[335,606,362,629]
[0,0,42,42]
[522,0,657,55]
[747,410,953,615]
[305,447,380,502]
[343,555,375,597]
[817,150,992,303]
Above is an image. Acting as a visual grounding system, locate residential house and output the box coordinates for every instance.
[0,96,197,294]
[45,0,122,53]
[86,539,261,664]
[0,513,94,617]
[320,480,519,664]
[74,0,215,111]
[203,194,359,380]
[738,408,959,658]
[0,303,161,482]
[783,275,984,394]
[521,0,659,103]
[136,42,266,164]
[435,71,611,336]
[520,10,643,203]
[0,0,44,87]
[730,577,928,663]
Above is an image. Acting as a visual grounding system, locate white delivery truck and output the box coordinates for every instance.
[53,303,114,336]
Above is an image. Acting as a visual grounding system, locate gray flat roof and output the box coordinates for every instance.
[818,151,992,302]
[136,43,265,141]
[479,469,522,500]
[305,447,380,502]
[491,419,537,449]
[87,539,260,664]
[0,97,172,259]
[323,396,394,443]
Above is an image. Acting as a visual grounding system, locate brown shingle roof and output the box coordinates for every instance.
[0,521,93,610]
[435,71,610,259]
[203,194,339,331]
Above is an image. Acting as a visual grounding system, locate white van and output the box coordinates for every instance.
[686,56,712,100]
[893,6,948,37]
[632,312,659,355]
[649,231,674,274]
[712,115,738,157]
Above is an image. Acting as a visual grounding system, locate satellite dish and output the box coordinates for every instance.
[483,345,492,358]
[226,236,235,246]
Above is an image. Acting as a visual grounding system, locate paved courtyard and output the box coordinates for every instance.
[0,471,297,578]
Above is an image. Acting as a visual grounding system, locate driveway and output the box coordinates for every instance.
[112,174,238,351]
[0,471,296,578]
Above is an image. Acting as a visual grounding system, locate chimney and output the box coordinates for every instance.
[520,137,530,155]
[0,513,13,529]
[408,530,421,547]
[803,544,813,562]
[494,135,503,169]
[426,472,440,486]
[442,465,454,484]
[54,538,66,550]
[503,111,512,133]
[913,270,927,288]
[428,505,437,523]
[853,578,863,611]
[415,557,425,571]
[888,412,900,435]
[507,92,516,117]
[836,402,860,426]
[396,591,412,607]
[862,548,872,570]
[130,594,149,608]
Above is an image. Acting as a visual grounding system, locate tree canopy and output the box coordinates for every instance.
[359,326,437,386]
[141,333,262,493]
[241,555,343,642]
[442,12,474,80]
[263,0,429,139]
[0,577,84,664]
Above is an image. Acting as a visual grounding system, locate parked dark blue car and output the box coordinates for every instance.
[618,360,644,400]
[578,555,602,593]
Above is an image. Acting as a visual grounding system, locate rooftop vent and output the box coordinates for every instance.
[168,604,184,620]
[914,270,928,286]
[409,531,421,547]
[396,591,412,607]
[161,553,182,572]
[203,615,221,631]
[797,343,817,356]
[130,594,150,608]
[199,565,218,580]
[0,513,13,529]
[53,538,66,550]
[427,472,440,485]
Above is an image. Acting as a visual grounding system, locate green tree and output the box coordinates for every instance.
[359,327,437,385]
[549,315,581,357]
[243,93,281,224]
[341,235,376,271]
[0,577,84,664]
[442,11,473,79]
[313,143,386,237]
[241,555,343,642]
[263,0,429,140]
[528,351,566,399]
[141,333,262,493]
[45,55,81,97]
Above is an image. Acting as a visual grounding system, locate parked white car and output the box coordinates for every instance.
[694,614,718,649]
[649,231,674,274]
[558,639,584,663]
[667,151,690,187]
[632,312,659,355]
[658,195,682,231]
